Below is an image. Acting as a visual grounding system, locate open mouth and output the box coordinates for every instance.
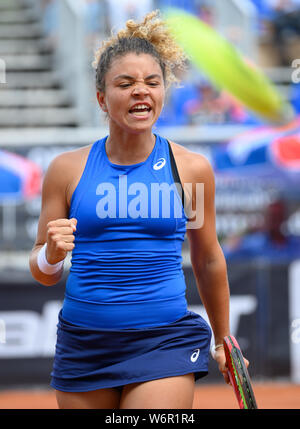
[129,104,152,117]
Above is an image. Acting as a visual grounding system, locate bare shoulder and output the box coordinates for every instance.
[41,144,93,208]
[47,145,91,172]
[44,145,92,183]
[169,140,215,185]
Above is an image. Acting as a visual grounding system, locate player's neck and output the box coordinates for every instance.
[106,130,155,165]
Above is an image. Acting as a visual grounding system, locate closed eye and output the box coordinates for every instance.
[119,82,159,88]
[119,83,132,88]
[147,81,160,87]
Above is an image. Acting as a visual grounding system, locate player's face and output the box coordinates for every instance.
[97,53,165,134]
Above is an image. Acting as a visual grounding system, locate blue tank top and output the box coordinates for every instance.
[62,134,189,329]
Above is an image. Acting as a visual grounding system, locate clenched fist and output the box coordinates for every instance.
[45,218,77,265]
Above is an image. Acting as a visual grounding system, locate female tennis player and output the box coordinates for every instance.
[30,10,232,409]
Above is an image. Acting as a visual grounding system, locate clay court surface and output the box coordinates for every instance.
[0,383,299,409]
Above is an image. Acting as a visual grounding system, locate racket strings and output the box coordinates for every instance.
[229,351,248,408]
[235,350,257,409]
[228,336,257,409]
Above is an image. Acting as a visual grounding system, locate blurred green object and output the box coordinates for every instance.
[165,8,293,124]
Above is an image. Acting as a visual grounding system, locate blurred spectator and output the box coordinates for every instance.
[156,71,262,127]
[263,0,300,65]
[40,1,107,47]
[290,82,300,114]
[248,0,275,37]
[188,82,226,125]
[83,0,108,49]
[184,80,261,126]
[222,199,300,262]
[196,1,215,26]
[106,0,154,32]
[83,1,107,36]
[156,78,261,127]
[158,0,198,14]
[155,79,200,127]
[158,0,215,25]
[40,0,58,47]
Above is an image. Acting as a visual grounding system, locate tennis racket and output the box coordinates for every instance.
[223,335,258,409]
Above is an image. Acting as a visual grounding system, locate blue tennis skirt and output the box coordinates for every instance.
[50,310,212,392]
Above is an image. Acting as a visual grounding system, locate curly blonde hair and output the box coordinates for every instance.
[92,10,187,92]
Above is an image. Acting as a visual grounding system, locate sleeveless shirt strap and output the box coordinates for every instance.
[167,140,185,209]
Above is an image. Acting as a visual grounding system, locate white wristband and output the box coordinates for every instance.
[210,343,224,358]
[37,243,64,275]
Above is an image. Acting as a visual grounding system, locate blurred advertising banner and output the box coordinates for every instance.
[187,261,292,381]
[0,260,298,387]
[0,144,77,250]
[289,260,300,383]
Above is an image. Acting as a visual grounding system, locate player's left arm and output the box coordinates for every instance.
[185,153,230,382]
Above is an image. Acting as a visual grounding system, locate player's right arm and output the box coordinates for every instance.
[29,152,77,286]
